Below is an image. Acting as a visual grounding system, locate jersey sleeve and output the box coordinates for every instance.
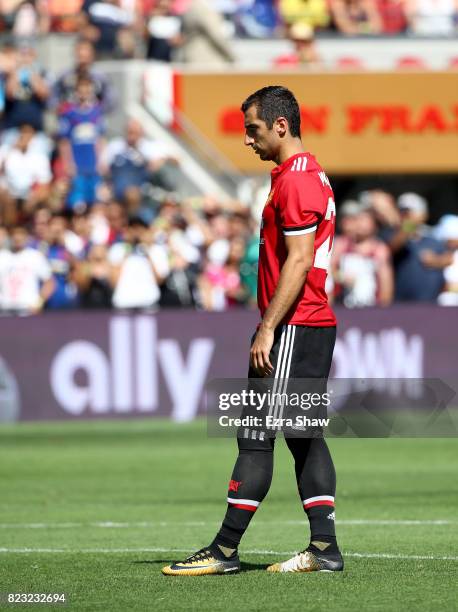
[278,174,324,237]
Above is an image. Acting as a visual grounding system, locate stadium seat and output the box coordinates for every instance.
[396,56,427,69]
[336,57,365,70]
[273,53,301,67]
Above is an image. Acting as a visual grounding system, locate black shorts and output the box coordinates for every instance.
[248,324,336,380]
[239,324,336,447]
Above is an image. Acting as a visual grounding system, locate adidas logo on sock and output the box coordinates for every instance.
[327,511,335,521]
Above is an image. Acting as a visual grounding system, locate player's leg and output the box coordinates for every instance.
[162,433,275,576]
[210,431,275,551]
[290,326,339,551]
[267,325,343,572]
[162,326,290,576]
[211,325,300,554]
[267,435,343,572]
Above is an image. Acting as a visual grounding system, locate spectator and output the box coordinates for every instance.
[41,213,79,309]
[235,0,280,38]
[332,200,394,307]
[40,0,84,33]
[105,200,127,243]
[359,189,402,230]
[154,197,200,264]
[0,123,52,226]
[239,234,258,306]
[376,0,407,33]
[406,0,458,35]
[83,201,105,239]
[274,21,322,68]
[58,74,105,212]
[421,215,458,306]
[179,0,235,66]
[279,0,331,30]
[52,38,115,114]
[2,40,50,150]
[0,225,9,249]
[101,117,179,217]
[0,0,44,38]
[206,211,231,265]
[329,0,383,34]
[69,210,92,255]
[0,41,16,119]
[384,193,446,301]
[31,206,86,256]
[0,225,54,313]
[75,243,115,308]
[199,235,247,310]
[159,246,199,307]
[31,206,51,247]
[80,0,136,59]
[108,216,168,309]
[145,0,182,61]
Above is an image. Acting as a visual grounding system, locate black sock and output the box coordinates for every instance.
[285,437,339,550]
[209,536,238,559]
[213,443,274,551]
[306,505,337,541]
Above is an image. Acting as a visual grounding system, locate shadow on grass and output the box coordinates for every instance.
[132,560,268,572]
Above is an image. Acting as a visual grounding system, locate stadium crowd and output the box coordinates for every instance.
[0,81,457,316]
[0,0,456,61]
[0,3,456,315]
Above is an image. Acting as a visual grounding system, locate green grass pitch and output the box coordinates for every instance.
[0,419,456,611]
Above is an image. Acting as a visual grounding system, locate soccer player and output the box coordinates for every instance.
[162,86,342,575]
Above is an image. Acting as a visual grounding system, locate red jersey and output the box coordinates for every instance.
[258,152,337,327]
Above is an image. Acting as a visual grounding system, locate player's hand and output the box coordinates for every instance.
[250,325,274,377]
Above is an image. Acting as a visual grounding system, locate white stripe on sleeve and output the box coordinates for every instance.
[283,225,317,236]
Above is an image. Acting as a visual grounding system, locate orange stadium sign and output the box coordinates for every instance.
[162,70,458,174]
[220,104,458,135]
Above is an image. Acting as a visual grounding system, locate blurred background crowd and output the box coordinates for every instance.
[0,0,457,47]
[0,0,457,63]
[0,0,456,315]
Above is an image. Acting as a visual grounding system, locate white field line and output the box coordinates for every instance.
[0,519,454,529]
[0,547,457,562]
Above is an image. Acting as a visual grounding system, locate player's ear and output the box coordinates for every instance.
[275,116,288,137]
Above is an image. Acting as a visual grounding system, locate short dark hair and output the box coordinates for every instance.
[241,86,301,138]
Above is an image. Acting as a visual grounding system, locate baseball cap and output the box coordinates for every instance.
[434,215,458,241]
[398,192,428,215]
[340,200,369,218]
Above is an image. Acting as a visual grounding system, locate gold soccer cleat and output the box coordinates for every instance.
[162,548,240,576]
[267,549,343,573]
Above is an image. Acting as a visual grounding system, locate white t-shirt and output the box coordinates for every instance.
[444,250,458,285]
[108,243,169,309]
[0,248,52,311]
[339,253,377,308]
[147,15,181,38]
[0,145,52,199]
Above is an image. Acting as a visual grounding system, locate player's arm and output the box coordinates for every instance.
[250,231,315,377]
